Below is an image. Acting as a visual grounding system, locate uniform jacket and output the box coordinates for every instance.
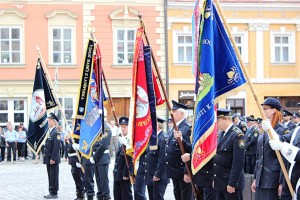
[245,126,259,155]
[166,119,191,179]
[213,125,245,190]
[145,131,169,186]
[254,122,289,188]
[65,139,79,166]
[286,121,296,131]
[92,123,111,166]
[193,158,215,188]
[43,127,61,165]
[114,144,133,182]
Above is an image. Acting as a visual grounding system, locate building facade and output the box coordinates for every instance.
[167,0,300,117]
[0,0,166,128]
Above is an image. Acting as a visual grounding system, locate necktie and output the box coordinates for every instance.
[219,131,225,142]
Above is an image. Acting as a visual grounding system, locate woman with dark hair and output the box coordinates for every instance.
[251,97,290,200]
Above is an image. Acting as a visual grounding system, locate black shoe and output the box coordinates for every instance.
[44,194,58,199]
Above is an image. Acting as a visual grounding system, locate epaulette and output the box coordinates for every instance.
[283,129,290,135]
[233,126,244,137]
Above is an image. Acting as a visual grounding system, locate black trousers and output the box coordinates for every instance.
[134,170,146,200]
[71,164,85,197]
[216,189,243,200]
[84,164,95,197]
[147,183,168,200]
[113,179,133,200]
[171,178,193,200]
[7,142,16,161]
[46,164,59,195]
[60,141,64,158]
[17,142,25,158]
[0,146,5,161]
[94,164,110,198]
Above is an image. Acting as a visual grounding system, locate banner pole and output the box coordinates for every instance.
[214,0,294,197]
[138,15,200,199]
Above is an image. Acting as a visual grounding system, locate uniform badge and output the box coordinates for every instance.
[57,134,61,140]
[286,148,292,156]
[254,132,258,137]
[238,139,245,148]
[243,127,246,132]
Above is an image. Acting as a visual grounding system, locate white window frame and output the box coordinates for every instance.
[173,32,192,64]
[0,26,23,64]
[49,26,75,65]
[113,27,136,65]
[232,32,248,63]
[57,97,74,131]
[270,31,295,63]
[0,98,27,128]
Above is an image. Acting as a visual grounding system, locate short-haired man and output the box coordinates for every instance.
[5,121,18,163]
[43,113,61,199]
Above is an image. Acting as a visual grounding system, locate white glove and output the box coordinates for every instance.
[75,162,82,168]
[269,140,283,151]
[90,157,95,164]
[119,137,127,146]
[281,142,299,163]
[72,143,80,151]
[261,119,279,140]
[261,119,272,131]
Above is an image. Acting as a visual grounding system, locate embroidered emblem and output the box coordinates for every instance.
[238,139,245,148]
[57,134,61,140]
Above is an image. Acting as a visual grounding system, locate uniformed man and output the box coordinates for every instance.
[213,108,245,200]
[282,110,296,131]
[134,150,147,200]
[90,121,112,200]
[65,135,85,200]
[43,112,61,199]
[80,148,95,199]
[145,117,169,200]
[244,116,259,174]
[232,113,247,134]
[113,116,133,200]
[293,113,300,127]
[166,100,193,200]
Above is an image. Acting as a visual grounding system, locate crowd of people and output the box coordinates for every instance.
[1,98,300,200]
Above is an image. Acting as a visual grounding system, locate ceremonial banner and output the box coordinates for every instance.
[76,39,95,118]
[144,45,157,149]
[191,0,247,174]
[127,27,153,173]
[73,42,104,159]
[27,58,58,154]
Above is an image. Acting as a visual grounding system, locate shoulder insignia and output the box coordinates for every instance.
[57,134,61,140]
[233,127,243,135]
[238,139,245,148]
[242,127,247,132]
[284,129,290,135]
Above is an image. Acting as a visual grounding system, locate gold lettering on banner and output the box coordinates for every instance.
[81,44,94,100]
[136,115,151,127]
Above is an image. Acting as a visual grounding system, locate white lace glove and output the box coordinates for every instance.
[261,119,279,140]
[90,157,95,164]
[72,143,80,151]
[269,140,283,151]
[76,162,82,168]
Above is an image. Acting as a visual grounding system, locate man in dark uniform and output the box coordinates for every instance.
[81,149,95,199]
[232,113,247,134]
[146,117,169,200]
[90,121,112,200]
[43,112,61,199]
[134,150,147,200]
[66,137,85,200]
[166,100,193,200]
[244,116,259,174]
[213,108,245,200]
[113,116,133,200]
[282,110,296,131]
[293,113,300,127]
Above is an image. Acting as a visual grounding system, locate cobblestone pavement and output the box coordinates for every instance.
[0,157,174,200]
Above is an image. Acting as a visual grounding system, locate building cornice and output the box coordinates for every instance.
[0,8,27,18]
[45,9,79,19]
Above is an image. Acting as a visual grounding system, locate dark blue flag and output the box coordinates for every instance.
[27,58,58,154]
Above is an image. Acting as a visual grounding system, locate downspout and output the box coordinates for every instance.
[164,0,170,123]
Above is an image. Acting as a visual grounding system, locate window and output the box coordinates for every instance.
[51,27,73,64]
[234,36,242,55]
[232,33,248,63]
[271,32,295,63]
[226,98,245,116]
[116,29,135,64]
[57,97,74,131]
[0,27,21,64]
[175,34,192,63]
[0,98,27,127]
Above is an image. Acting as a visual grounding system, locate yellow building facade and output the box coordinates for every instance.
[167,0,300,117]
